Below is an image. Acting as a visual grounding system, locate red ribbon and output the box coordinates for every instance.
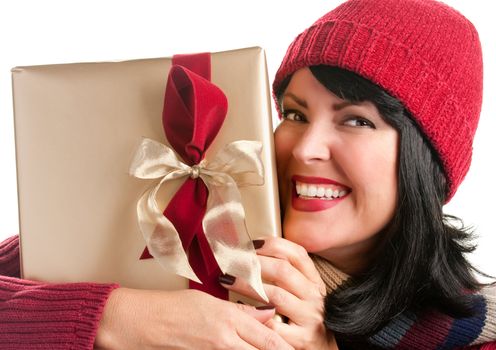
[140,53,229,299]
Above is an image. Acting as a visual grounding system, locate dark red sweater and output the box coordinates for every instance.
[2,235,494,350]
[0,235,118,349]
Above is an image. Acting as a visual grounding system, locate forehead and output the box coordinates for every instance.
[282,68,378,113]
[283,68,345,103]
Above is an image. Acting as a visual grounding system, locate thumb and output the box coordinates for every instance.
[236,303,275,324]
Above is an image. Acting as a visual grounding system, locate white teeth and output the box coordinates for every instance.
[308,185,317,197]
[295,181,349,199]
[300,184,308,196]
[317,187,325,197]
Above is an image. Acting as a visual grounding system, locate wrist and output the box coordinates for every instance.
[95,287,124,349]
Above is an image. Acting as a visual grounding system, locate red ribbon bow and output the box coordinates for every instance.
[140,53,230,299]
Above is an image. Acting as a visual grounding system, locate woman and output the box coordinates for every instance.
[1,0,494,349]
[221,0,496,349]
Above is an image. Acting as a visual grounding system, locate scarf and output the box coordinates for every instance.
[311,254,496,349]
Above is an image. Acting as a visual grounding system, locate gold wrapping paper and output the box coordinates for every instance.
[13,47,281,294]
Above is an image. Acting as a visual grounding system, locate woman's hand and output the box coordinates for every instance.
[95,287,294,350]
[220,237,338,350]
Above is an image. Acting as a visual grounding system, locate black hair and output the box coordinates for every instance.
[275,65,491,340]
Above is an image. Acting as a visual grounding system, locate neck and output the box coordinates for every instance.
[316,231,385,275]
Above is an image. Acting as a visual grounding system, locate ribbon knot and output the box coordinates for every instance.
[129,137,268,301]
[190,164,201,179]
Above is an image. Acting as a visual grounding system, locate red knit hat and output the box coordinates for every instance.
[273,0,483,201]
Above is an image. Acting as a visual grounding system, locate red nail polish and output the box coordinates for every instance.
[256,305,275,310]
[218,273,236,285]
[252,239,265,249]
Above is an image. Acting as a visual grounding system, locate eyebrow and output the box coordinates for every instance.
[283,92,308,108]
[283,92,358,111]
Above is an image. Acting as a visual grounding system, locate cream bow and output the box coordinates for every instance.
[129,137,268,301]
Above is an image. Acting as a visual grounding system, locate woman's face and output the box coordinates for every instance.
[275,67,399,273]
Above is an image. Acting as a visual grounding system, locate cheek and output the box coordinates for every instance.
[351,137,399,221]
[344,133,398,186]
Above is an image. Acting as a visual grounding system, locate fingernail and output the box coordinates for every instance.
[237,300,245,304]
[218,273,236,285]
[252,239,265,249]
[255,305,275,310]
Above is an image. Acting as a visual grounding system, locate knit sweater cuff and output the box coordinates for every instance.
[0,276,119,350]
[74,283,119,349]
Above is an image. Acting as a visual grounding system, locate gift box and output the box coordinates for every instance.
[13,47,281,300]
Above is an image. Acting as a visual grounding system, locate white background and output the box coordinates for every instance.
[0,1,494,278]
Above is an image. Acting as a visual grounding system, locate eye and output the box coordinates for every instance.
[343,116,376,129]
[282,109,307,122]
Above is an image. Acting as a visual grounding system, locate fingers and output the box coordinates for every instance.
[222,276,321,326]
[265,318,303,348]
[266,314,333,350]
[236,311,295,350]
[263,283,323,326]
[235,301,276,324]
[219,272,267,303]
[187,291,292,350]
[220,238,326,317]
[258,254,324,301]
[222,238,331,350]
[254,237,323,285]
[257,237,326,300]
[221,238,325,302]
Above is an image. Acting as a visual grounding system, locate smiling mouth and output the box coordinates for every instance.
[295,181,350,200]
[290,175,351,212]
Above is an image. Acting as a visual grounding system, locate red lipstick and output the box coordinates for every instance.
[292,175,349,187]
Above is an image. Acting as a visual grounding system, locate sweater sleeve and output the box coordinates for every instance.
[367,286,496,349]
[0,235,119,350]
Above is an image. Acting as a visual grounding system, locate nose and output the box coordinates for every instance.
[292,122,332,163]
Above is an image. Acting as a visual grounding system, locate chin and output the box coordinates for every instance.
[283,225,324,252]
